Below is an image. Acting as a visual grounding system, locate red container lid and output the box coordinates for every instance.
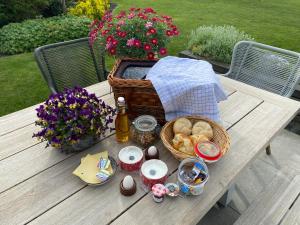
[194,141,221,162]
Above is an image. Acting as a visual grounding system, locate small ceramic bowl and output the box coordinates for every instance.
[141,159,168,190]
[118,146,143,171]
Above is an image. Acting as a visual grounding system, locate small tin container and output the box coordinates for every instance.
[141,159,168,191]
[165,183,180,197]
[194,141,221,163]
[152,183,167,203]
[177,157,209,196]
[118,146,143,171]
[130,115,158,147]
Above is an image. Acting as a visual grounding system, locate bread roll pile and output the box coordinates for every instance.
[172,118,213,155]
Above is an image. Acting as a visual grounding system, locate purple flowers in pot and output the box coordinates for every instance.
[33,87,115,149]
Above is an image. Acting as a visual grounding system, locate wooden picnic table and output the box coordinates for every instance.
[0,76,299,225]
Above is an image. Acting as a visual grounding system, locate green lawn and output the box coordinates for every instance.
[1,0,300,116]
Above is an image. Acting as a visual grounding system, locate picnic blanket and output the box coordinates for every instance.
[146,56,227,122]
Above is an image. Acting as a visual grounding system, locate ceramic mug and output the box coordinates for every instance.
[118,146,143,171]
[141,159,168,190]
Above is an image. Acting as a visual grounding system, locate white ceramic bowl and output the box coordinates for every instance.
[141,159,168,189]
[118,146,143,171]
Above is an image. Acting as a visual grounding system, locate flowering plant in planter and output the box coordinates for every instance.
[89,7,179,60]
[33,87,115,150]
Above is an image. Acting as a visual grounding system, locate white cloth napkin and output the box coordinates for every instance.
[146,56,227,122]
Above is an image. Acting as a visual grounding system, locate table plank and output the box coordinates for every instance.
[0,94,115,194]
[219,91,263,127]
[110,102,294,225]
[219,76,300,112]
[0,123,39,161]
[0,81,111,136]
[23,91,262,225]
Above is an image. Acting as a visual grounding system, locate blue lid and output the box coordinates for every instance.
[194,162,205,171]
[180,184,189,194]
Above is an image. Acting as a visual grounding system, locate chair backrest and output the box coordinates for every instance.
[226,41,300,97]
[35,37,106,94]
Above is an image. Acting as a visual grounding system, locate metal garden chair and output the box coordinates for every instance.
[35,37,107,94]
[225,41,300,154]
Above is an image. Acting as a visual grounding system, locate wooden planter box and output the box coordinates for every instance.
[178,50,230,74]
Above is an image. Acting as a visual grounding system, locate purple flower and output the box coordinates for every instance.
[33,86,115,148]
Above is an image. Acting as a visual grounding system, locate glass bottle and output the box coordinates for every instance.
[115,97,129,143]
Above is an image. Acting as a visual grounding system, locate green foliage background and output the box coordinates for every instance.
[0,16,91,55]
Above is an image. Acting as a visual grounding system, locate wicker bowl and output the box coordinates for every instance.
[160,116,230,161]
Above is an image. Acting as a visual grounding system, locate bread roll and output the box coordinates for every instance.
[192,121,213,139]
[172,133,194,155]
[190,134,209,146]
[173,118,192,135]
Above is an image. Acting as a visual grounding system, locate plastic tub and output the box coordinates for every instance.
[177,157,209,195]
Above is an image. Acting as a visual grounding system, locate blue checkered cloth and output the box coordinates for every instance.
[146,56,227,122]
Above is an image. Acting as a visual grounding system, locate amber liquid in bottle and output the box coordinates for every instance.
[115,97,129,143]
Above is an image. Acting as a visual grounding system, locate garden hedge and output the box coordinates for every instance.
[0,15,92,55]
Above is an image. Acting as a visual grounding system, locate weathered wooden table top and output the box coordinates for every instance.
[0,76,299,225]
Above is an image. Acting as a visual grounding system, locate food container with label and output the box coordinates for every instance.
[141,159,168,191]
[194,141,222,163]
[130,115,159,147]
[118,146,143,171]
[177,157,209,196]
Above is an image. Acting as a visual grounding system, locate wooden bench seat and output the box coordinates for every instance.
[234,174,300,225]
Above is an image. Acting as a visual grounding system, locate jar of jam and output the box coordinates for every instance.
[130,115,158,147]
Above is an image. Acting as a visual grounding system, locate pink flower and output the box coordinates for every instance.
[148,28,156,34]
[143,43,152,51]
[106,35,113,42]
[151,38,158,45]
[159,48,167,55]
[138,13,147,20]
[109,48,116,55]
[166,30,173,36]
[144,8,156,14]
[127,38,135,46]
[147,52,155,60]
[162,15,172,22]
[117,20,125,26]
[105,42,113,50]
[128,12,135,19]
[133,39,141,47]
[145,22,153,28]
[116,11,126,19]
[112,39,118,46]
[101,29,109,36]
[173,30,179,36]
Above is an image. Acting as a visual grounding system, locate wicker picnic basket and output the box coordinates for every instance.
[160,116,230,161]
[108,58,166,124]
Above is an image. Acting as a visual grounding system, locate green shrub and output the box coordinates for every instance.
[188,25,254,64]
[0,16,92,55]
[0,0,49,27]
